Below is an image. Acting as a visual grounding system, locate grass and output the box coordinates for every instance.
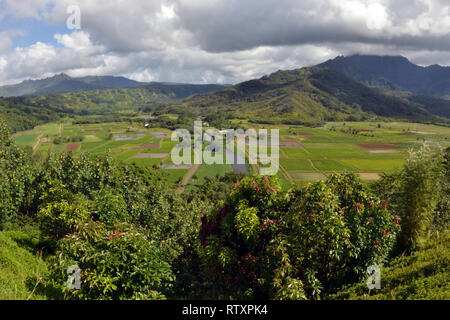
[330,232,450,300]
[186,163,234,191]
[311,159,356,171]
[341,159,405,171]
[164,169,190,184]
[280,159,316,171]
[0,227,48,300]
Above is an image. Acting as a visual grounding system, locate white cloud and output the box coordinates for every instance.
[129,69,158,82]
[54,30,104,54]
[0,0,449,86]
[1,0,51,19]
[0,30,24,52]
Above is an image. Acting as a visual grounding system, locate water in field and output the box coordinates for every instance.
[113,133,145,141]
[225,148,249,174]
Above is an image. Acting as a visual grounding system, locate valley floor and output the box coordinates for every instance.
[13,120,450,190]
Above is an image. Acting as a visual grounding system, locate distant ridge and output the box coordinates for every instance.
[159,65,448,123]
[0,73,227,97]
[318,55,450,99]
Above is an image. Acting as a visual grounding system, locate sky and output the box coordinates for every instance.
[0,0,449,86]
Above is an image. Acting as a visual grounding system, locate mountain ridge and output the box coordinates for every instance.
[152,65,448,125]
[317,55,450,99]
[0,73,228,97]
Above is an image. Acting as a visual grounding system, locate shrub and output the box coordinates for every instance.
[198,174,400,300]
[37,191,91,239]
[286,173,400,298]
[0,120,34,227]
[91,187,130,225]
[198,176,294,299]
[286,181,352,297]
[326,173,400,278]
[432,147,450,233]
[45,220,174,300]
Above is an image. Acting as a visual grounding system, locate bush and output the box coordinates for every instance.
[198,174,400,300]
[0,119,34,227]
[198,176,292,299]
[286,174,399,298]
[91,187,130,225]
[45,220,174,300]
[36,180,91,239]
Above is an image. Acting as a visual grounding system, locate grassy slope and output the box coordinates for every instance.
[330,232,450,300]
[0,227,48,300]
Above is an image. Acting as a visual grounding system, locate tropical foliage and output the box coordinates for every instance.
[0,117,448,300]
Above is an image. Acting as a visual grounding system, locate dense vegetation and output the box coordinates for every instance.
[0,81,225,133]
[331,232,449,300]
[154,67,448,125]
[0,117,448,300]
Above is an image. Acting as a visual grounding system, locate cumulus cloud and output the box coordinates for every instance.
[0,30,24,52]
[0,0,449,85]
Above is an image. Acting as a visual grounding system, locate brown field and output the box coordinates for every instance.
[122,144,160,150]
[296,132,314,136]
[367,150,399,154]
[357,173,381,180]
[133,153,169,158]
[280,141,304,148]
[291,172,326,180]
[161,164,192,169]
[65,144,79,151]
[358,142,399,149]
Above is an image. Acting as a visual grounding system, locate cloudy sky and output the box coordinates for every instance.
[0,0,449,86]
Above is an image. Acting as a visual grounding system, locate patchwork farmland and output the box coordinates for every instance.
[13,120,450,190]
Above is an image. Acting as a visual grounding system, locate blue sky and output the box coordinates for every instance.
[0,15,66,48]
[0,0,449,86]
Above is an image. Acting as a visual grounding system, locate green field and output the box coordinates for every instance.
[13,120,450,188]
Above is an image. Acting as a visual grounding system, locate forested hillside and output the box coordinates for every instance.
[0,83,225,132]
[2,61,449,134]
[157,67,445,125]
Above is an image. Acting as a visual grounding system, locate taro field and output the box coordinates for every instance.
[249,121,450,186]
[12,120,450,189]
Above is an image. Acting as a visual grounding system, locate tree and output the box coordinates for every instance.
[373,144,445,252]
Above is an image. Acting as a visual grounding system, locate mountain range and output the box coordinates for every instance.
[161,66,447,124]
[0,73,227,98]
[1,55,449,132]
[318,55,450,99]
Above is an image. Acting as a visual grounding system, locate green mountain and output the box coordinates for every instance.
[160,67,442,124]
[318,55,450,99]
[0,83,226,132]
[0,73,227,97]
[0,73,143,97]
[1,61,449,133]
